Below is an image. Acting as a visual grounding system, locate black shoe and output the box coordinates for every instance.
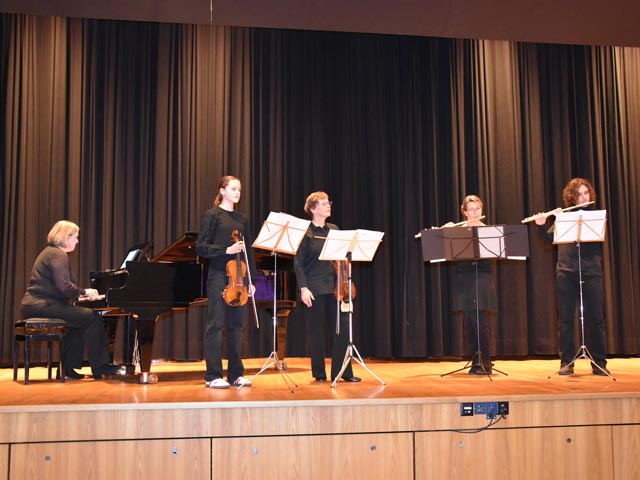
[56,368,85,380]
[559,364,574,375]
[593,367,611,376]
[314,377,327,382]
[93,363,124,379]
[338,376,361,383]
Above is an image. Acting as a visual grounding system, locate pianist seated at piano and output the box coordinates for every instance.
[196,176,258,389]
[20,220,124,380]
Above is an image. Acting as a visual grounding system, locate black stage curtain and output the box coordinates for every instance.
[2,14,640,364]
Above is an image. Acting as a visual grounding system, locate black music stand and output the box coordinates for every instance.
[246,211,310,391]
[548,209,614,380]
[420,225,529,379]
[319,228,385,388]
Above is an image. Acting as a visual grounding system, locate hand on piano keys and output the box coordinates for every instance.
[78,288,105,302]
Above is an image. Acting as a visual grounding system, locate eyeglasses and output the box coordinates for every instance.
[318,200,332,207]
[465,207,481,213]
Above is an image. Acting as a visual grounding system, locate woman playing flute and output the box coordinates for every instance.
[534,178,609,376]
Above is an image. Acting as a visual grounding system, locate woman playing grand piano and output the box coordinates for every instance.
[21,220,123,380]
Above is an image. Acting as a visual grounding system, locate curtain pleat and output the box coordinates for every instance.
[2,14,640,363]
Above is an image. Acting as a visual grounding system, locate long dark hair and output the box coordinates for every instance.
[562,178,596,207]
[214,175,240,206]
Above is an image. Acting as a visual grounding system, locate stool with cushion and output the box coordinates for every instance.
[13,318,66,384]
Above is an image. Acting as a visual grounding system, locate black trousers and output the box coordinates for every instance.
[21,299,111,372]
[204,271,247,383]
[461,310,492,367]
[556,271,607,367]
[303,293,353,380]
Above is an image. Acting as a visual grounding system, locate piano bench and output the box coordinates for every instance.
[13,318,66,385]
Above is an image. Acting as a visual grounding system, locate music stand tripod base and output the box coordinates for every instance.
[331,342,386,388]
[440,352,506,381]
[548,345,616,380]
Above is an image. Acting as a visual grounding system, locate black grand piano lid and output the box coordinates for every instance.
[152,231,202,263]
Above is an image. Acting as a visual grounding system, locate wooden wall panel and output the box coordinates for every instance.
[416,426,613,480]
[612,425,640,480]
[4,397,640,444]
[212,432,413,480]
[10,438,210,480]
[0,444,8,480]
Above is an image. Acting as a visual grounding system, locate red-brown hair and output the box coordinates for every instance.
[562,178,596,207]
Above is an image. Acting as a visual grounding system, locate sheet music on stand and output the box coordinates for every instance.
[419,224,529,378]
[246,211,310,392]
[318,228,385,387]
[421,225,529,263]
[252,211,310,254]
[554,210,607,244]
[318,229,384,262]
[548,209,613,379]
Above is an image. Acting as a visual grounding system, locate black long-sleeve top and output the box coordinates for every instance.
[537,215,603,276]
[195,205,258,280]
[294,222,338,296]
[21,245,85,305]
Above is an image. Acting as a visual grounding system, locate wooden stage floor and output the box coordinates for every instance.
[2,356,639,408]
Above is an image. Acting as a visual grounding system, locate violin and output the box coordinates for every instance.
[333,260,356,302]
[223,230,249,307]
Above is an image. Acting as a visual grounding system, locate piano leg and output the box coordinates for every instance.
[121,315,136,375]
[103,312,136,374]
[135,316,159,384]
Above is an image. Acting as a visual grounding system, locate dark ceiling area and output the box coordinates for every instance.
[1,0,640,47]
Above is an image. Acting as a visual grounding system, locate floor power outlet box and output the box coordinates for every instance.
[460,402,474,416]
[497,401,510,416]
[460,401,509,419]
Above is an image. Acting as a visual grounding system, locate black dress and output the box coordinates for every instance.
[451,259,496,368]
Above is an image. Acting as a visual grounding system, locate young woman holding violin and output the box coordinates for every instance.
[294,191,361,384]
[196,176,258,389]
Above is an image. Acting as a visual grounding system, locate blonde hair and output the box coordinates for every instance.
[47,220,80,248]
[460,195,483,215]
[303,191,329,218]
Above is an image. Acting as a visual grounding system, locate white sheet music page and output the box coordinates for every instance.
[554,210,607,244]
[319,229,384,262]
[252,211,311,254]
[477,225,506,259]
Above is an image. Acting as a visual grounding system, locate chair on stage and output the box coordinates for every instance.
[13,318,66,384]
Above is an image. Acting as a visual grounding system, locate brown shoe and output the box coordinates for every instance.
[559,364,574,375]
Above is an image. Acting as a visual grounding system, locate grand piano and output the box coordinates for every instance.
[90,232,205,382]
[91,232,296,382]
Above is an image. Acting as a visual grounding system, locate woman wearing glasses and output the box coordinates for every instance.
[444,195,496,374]
[294,191,361,383]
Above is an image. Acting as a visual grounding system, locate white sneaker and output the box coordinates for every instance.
[233,376,252,387]
[205,378,230,389]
